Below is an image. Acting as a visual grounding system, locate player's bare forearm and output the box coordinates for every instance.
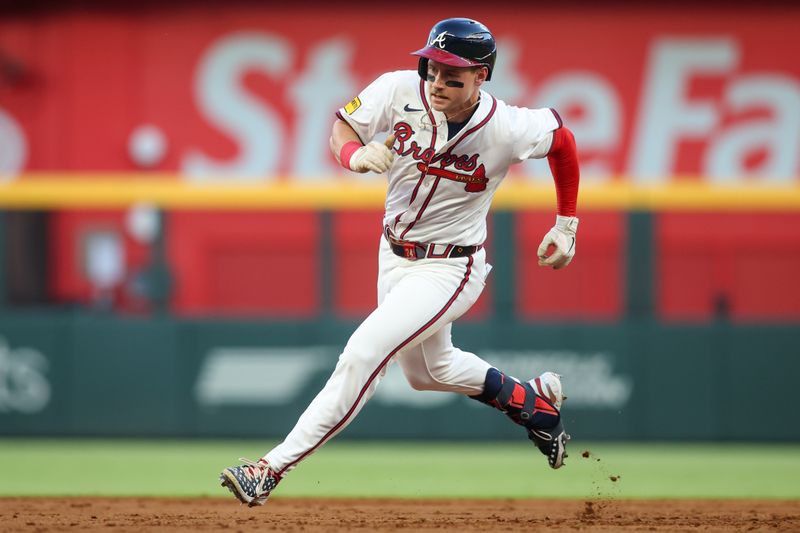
[330,119,362,164]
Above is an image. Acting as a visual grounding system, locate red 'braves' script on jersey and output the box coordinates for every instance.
[394,121,488,192]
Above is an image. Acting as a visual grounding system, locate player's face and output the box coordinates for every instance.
[425,60,487,116]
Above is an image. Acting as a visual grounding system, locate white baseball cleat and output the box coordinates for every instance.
[530,371,565,411]
[527,371,569,469]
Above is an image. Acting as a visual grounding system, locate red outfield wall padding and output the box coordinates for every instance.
[656,212,800,322]
[516,212,624,321]
[167,211,320,316]
[48,210,800,321]
[332,211,383,318]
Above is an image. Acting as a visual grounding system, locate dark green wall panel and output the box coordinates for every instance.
[1,316,797,441]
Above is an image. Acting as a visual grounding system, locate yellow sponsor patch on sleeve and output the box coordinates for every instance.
[344,97,362,115]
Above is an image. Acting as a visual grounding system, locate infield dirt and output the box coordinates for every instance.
[1,497,798,531]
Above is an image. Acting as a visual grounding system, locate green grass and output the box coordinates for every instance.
[0,439,798,499]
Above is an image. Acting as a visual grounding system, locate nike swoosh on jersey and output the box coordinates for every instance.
[403,104,424,112]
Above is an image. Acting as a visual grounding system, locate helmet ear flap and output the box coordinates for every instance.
[417,58,429,82]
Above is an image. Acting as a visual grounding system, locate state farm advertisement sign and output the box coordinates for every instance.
[0,5,798,183]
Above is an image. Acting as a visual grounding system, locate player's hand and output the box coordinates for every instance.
[348,135,396,174]
[537,215,579,270]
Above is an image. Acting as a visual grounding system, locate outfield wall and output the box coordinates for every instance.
[2,182,800,321]
[0,313,797,441]
[0,202,798,441]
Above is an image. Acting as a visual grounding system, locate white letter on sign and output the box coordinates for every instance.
[183,32,292,181]
[629,38,736,183]
[0,108,27,180]
[290,38,357,179]
[706,75,800,183]
[532,72,621,182]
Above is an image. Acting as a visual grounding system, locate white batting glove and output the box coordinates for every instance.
[537,215,579,270]
[347,135,395,174]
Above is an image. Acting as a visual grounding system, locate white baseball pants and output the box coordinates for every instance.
[265,235,492,476]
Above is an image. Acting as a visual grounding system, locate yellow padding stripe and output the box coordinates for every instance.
[495,182,800,211]
[0,179,386,209]
[0,175,799,211]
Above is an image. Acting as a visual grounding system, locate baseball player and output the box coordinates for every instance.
[220,17,580,507]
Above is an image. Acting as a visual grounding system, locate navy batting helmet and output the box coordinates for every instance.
[411,18,497,82]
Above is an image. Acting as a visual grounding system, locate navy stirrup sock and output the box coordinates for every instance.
[470,368,559,429]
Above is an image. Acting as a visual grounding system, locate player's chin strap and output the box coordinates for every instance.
[469,368,560,430]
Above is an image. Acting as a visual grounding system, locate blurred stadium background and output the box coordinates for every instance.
[0,0,799,501]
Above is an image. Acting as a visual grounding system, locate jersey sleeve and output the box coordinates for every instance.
[335,72,397,144]
[508,107,562,162]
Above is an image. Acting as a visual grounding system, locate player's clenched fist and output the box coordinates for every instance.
[341,135,396,174]
[537,215,579,270]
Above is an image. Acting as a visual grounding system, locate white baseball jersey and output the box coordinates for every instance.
[337,70,561,246]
